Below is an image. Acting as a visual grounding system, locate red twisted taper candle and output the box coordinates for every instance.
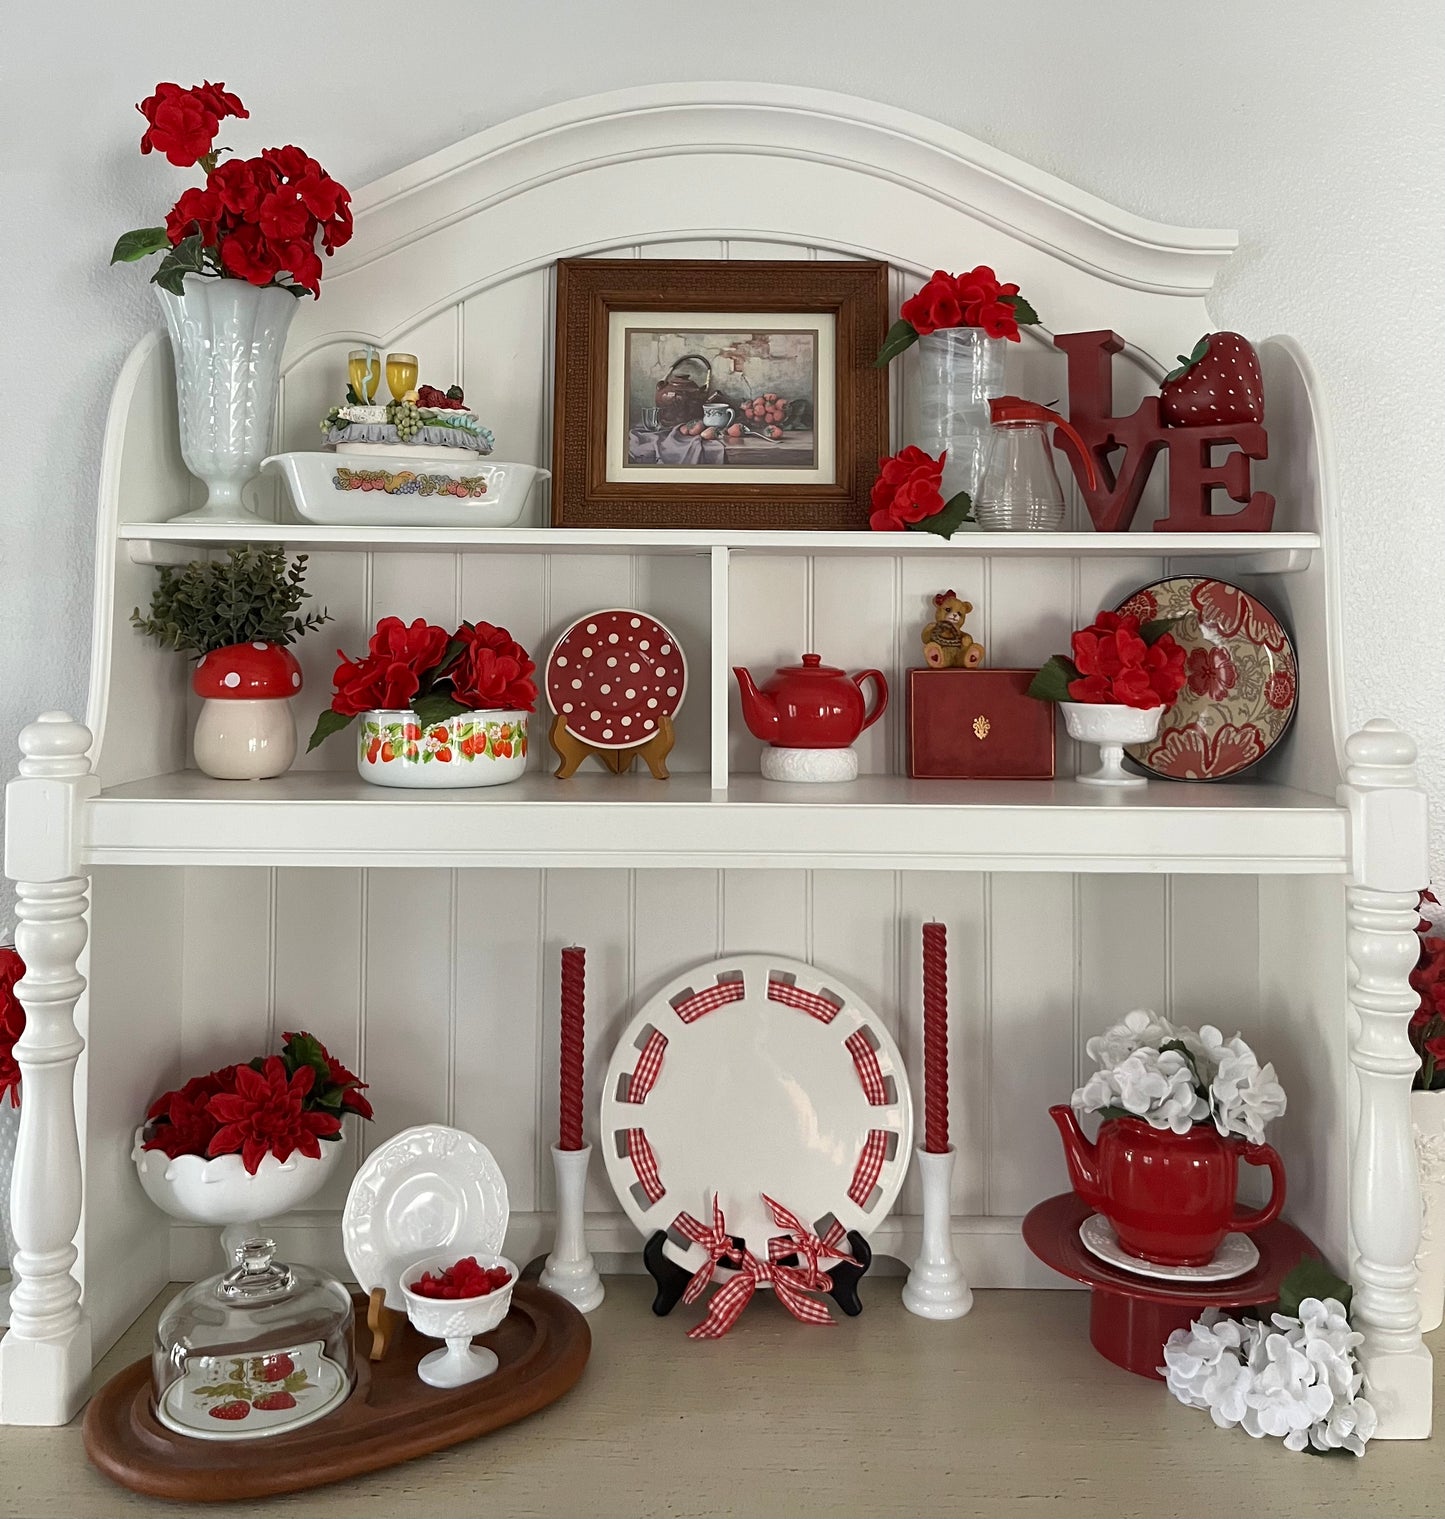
[922,921,948,1154]
[559,946,586,1152]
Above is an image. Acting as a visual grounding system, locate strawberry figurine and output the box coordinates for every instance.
[1158,332,1264,427]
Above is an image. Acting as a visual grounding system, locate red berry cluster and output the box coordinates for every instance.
[410,1256,512,1300]
[416,384,467,411]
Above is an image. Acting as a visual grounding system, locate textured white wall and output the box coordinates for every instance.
[1,0,1441,923]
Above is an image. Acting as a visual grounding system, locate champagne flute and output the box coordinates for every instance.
[347,347,380,404]
[385,352,419,402]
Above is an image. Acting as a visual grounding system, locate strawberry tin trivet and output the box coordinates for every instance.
[545,609,686,779]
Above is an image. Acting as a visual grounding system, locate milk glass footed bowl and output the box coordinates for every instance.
[1060,703,1165,788]
[400,1253,517,1389]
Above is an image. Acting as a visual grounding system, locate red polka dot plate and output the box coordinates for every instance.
[545,610,686,750]
[1114,576,1297,782]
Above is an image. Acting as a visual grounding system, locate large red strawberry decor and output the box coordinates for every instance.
[1158,333,1265,428]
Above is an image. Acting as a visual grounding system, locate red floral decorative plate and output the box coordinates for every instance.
[545,610,686,750]
[1113,577,1297,781]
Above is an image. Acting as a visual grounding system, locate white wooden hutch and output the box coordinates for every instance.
[1,86,1431,1439]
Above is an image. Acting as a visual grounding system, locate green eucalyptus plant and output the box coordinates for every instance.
[131,546,331,658]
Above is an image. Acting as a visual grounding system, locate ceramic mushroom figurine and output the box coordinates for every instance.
[191,642,303,780]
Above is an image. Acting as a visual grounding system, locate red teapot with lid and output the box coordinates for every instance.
[733,654,888,749]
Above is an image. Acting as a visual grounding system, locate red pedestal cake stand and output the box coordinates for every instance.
[1023,1192,1319,1379]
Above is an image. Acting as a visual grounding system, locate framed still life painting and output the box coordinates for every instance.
[551,259,889,530]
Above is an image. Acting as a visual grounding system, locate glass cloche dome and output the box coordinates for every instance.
[152,1237,355,1440]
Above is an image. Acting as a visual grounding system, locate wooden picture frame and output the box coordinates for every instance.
[551,259,890,530]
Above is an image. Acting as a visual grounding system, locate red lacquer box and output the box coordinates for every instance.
[908,668,1055,780]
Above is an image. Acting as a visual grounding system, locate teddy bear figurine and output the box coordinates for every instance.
[921,590,985,669]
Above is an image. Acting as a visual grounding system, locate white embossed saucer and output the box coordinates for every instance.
[343,1125,509,1310]
[1079,1212,1259,1283]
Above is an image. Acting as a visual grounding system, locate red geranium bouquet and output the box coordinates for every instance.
[876,265,1040,366]
[143,1030,372,1175]
[308,615,537,750]
[1028,610,1187,710]
[1411,891,1445,1090]
[0,946,25,1109]
[869,445,973,539]
[111,81,351,297]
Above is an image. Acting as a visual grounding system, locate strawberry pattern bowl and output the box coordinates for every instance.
[356,709,528,789]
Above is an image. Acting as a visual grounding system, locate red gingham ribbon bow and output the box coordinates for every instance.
[676,1197,745,1307]
[761,1194,859,1281]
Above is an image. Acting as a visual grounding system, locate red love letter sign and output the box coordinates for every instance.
[1156,425,1275,532]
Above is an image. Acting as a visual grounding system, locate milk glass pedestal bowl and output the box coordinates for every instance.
[400,1254,517,1388]
[1060,703,1165,788]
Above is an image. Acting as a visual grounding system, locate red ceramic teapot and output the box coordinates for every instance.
[733,655,888,749]
[1048,1105,1286,1267]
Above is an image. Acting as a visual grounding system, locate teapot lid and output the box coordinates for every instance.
[777,653,844,677]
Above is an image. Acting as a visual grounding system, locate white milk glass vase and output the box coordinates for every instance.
[157,274,297,525]
[1412,1088,1445,1333]
[915,329,1007,506]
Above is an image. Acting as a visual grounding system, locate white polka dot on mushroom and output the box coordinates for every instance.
[253,641,268,650]
[291,672,301,688]
[223,672,241,689]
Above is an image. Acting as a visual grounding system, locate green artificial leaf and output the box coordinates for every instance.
[307,708,354,752]
[1163,335,1211,383]
[908,491,975,541]
[1094,1105,1133,1122]
[1140,615,1184,646]
[110,227,170,264]
[412,691,469,729]
[432,637,468,680]
[1276,1258,1352,1321]
[874,318,919,368]
[1027,655,1080,703]
[1001,292,1040,325]
[150,234,209,296]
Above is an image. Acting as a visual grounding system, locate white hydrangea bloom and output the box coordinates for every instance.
[1075,1046,1208,1132]
[1162,1298,1374,1457]
[1201,1026,1287,1142]
[1084,1009,1178,1070]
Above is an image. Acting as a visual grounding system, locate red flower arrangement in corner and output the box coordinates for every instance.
[875,265,1041,366]
[111,81,351,297]
[1411,890,1445,1090]
[1027,610,1188,710]
[0,946,25,1109]
[143,1030,372,1174]
[869,445,974,540]
[307,615,537,751]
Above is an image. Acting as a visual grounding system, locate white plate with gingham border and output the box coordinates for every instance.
[599,954,913,1277]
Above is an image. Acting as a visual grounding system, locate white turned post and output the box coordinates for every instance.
[1339,720,1432,1439]
[902,1147,973,1319]
[0,713,99,1426]
[539,1144,604,1313]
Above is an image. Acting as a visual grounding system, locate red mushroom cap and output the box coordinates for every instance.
[192,641,303,700]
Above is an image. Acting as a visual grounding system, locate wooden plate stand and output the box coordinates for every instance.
[550,711,675,779]
[82,1285,590,1502]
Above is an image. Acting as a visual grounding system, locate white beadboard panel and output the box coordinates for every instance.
[541,869,634,1211]
[898,873,990,1215]
[273,869,364,1210]
[361,869,454,1157]
[453,868,545,1212]
[1166,876,1261,1032]
[632,870,721,1006]
[634,554,713,775]
[809,557,899,776]
[289,550,372,773]
[987,873,1076,1213]
[368,550,462,631]
[460,270,551,527]
[179,867,273,1072]
[1075,875,1169,1085]
[721,870,809,962]
[459,552,550,772]
[727,557,809,773]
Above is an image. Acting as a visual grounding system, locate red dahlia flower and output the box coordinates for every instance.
[448,621,538,713]
[329,617,452,716]
[0,947,24,1110]
[206,1056,342,1175]
[869,446,947,531]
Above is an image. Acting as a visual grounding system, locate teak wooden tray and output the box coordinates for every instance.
[82,1285,591,1502]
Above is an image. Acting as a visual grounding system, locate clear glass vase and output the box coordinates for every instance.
[914,329,1007,505]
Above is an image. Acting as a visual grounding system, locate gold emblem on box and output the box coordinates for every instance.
[973,715,991,740]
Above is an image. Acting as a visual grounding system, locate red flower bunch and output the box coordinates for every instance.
[877,266,1040,365]
[1411,890,1445,1090]
[138,81,247,166]
[449,621,538,713]
[142,1030,371,1174]
[309,615,536,750]
[1028,610,1187,709]
[409,1256,513,1301]
[114,82,351,299]
[868,446,974,539]
[0,947,25,1110]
